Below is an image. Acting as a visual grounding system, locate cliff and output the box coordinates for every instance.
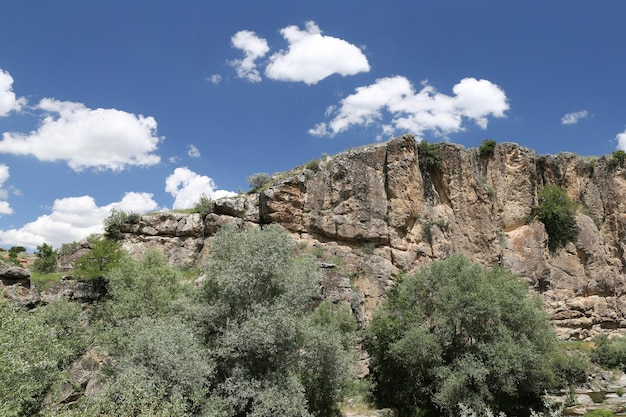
[118,134,626,340]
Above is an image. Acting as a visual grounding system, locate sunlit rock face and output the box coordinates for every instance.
[119,134,626,340]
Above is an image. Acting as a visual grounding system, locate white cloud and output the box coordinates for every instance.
[0,164,12,215]
[0,192,159,249]
[0,68,26,117]
[207,74,222,84]
[165,167,236,209]
[265,21,370,85]
[616,129,626,151]
[0,98,161,171]
[229,30,269,83]
[310,76,509,140]
[562,110,589,125]
[188,144,201,158]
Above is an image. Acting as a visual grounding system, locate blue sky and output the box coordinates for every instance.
[0,0,624,250]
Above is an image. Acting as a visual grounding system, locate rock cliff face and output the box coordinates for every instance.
[119,134,626,340]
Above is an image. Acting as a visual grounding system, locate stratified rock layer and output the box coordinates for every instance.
[118,134,626,340]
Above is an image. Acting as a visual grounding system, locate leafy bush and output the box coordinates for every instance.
[607,150,626,170]
[104,249,184,324]
[91,316,213,417]
[73,237,123,279]
[193,193,214,218]
[32,242,58,273]
[479,139,497,158]
[591,335,626,370]
[247,172,271,190]
[0,300,85,417]
[538,184,577,252]
[305,158,321,172]
[366,255,557,416]
[126,211,141,224]
[103,208,128,239]
[58,241,80,258]
[197,224,355,417]
[417,140,442,171]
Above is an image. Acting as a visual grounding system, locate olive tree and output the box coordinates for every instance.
[366,255,558,416]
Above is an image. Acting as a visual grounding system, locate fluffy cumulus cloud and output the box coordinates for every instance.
[229,30,270,83]
[0,164,12,215]
[165,167,236,209]
[0,68,25,117]
[0,98,161,171]
[265,21,370,85]
[309,76,509,139]
[0,192,159,249]
[561,110,589,125]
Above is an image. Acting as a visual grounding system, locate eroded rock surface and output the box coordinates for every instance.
[117,134,626,339]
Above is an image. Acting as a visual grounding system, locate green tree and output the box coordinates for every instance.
[103,208,128,239]
[33,242,58,273]
[0,300,84,417]
[73,237,123,279]
[537,184,577,252]
[197,224,355,417]
[479,139,497,158]
[416,140,442,171]
[247,172,271,190]
[366,255,558,417]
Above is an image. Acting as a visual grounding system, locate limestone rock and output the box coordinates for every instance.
[113,135,626,339]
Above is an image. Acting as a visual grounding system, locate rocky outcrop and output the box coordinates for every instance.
[116,134,626,340]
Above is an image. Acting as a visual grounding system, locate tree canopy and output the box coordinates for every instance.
[366,255,558,416]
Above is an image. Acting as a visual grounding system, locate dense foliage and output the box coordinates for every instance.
[366,255,558,417]
[478,139,496,158]
[537,184,577,252]
[32,242,58,273]
[416,140,442,171]
[0,300,85,417]
[33,224,356,417]
[73,237,123,279]
[591,335,626,371]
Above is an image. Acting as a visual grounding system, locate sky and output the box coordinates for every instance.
[0,0,625,250]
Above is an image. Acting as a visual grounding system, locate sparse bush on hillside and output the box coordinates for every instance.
[366,255,558,416]
[193,193,214,218]
[537,184,577,252]
[32,242,58,274]
[247,172,271,191]
[305,158,321,172]
[103,208,128,239]
[479,139,497,158]
[58,241,80,258]
[607,150,626,171]
[417,140,442,171]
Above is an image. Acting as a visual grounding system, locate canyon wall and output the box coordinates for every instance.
[119,134,626,340]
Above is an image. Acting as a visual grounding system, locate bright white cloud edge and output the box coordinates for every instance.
[0,192,160,250]
[166,167,236,210]
[265,21,370,85]
[229,30,270,83]
[309,76,509,140]
[0,69,26,117]
[0,98,162,172]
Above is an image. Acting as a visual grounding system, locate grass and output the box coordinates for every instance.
[559,339,596,354]
[30,272,65,292]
